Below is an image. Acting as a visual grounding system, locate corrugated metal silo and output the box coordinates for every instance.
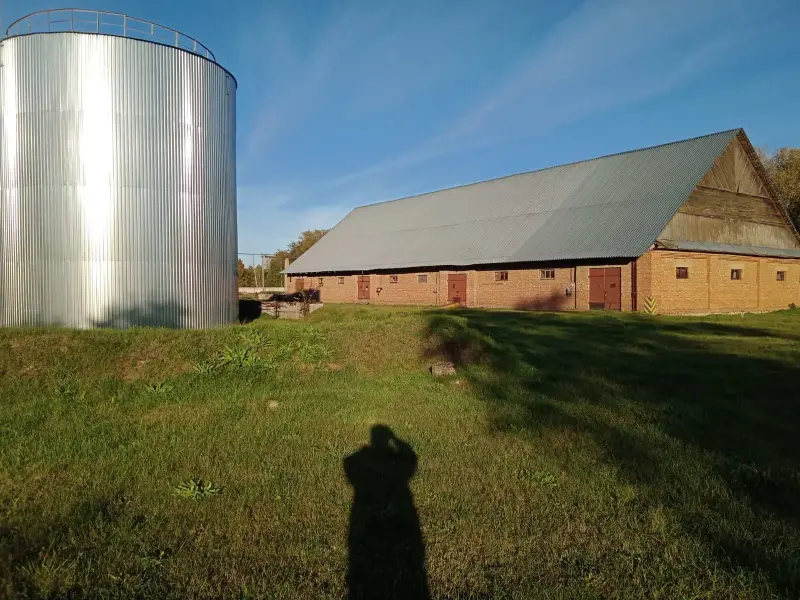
[0,10,237,328]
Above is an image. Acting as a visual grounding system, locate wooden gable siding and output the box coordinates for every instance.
[658,137,800,250]
[696,137,771,197]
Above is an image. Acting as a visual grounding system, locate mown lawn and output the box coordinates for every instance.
[1,304,799,599]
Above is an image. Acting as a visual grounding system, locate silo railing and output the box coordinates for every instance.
[4,9,216,61]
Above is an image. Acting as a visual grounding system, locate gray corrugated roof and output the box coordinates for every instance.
[658,240,800,260]
[287,129,741,274]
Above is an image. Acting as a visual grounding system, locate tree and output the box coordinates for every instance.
[265,249,290,287]
[759,147,800,228]
[237,258,255,287]
[263,230,328,288]
[287,229,328,260]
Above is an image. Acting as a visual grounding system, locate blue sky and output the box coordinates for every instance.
[4,1,800,257]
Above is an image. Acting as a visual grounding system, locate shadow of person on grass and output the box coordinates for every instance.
[344,425,430,600]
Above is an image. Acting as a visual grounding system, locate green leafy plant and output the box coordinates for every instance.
[145,381,174,394]
[192,361,216,374]
[239,329,269,349]
[55,379,86,401]
[174,478,222,500]
[286,327,332,363]
[217,346,262,369]
[515,468,559,487]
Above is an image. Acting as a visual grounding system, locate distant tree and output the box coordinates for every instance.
[237,258,255,287]
[263,229,328,288]
[265,249,290,287]
[759,147,800,228]
[287,229,328,260]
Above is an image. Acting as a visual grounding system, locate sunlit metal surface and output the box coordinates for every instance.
[0,30,237,328]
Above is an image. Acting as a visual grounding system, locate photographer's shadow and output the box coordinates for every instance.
[344,425,430,600]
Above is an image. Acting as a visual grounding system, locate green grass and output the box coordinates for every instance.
[1,304,799,599]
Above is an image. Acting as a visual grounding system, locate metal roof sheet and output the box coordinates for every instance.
[287,129,742,274]
[657,240,800,260]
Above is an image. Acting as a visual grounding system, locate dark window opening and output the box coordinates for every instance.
[338,277,344,284]
[318,277,323,286]
[389,275,398,283]
[731,269,742,280]
[418,274,427,283]
[495,271,508,281]
[541,269,555,280]
[676,267,689,279]
[777,271,786,281]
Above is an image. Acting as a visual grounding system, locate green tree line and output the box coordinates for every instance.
[238,229,327,289]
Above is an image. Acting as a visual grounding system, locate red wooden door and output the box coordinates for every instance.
[588,268,622,310]
[294,277,305,292]
[357,275,370,300]
[589,269,605,309]
[604,267,622,310]
[448,274,467,305]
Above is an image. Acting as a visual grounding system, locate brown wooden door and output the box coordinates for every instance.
[588,268,621,310]
[448,274,467,305]
[357,275,370,300]
[295,277,305,292]
[589,269,605,309]
[604,267,621,310]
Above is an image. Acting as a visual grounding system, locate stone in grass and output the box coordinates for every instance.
[268,400,279,410]
[429,361,456,377]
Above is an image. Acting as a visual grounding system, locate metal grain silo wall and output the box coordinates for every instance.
[0,32,237,328]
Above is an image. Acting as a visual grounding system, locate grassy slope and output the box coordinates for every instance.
[1,305,799,599]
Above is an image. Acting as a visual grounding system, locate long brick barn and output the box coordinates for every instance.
[286,129,800,314]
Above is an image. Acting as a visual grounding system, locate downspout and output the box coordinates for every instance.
[573,267,577,310]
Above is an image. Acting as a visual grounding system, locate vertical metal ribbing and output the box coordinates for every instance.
[0,33,237,328]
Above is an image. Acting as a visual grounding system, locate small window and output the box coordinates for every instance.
[418,274,427,283]
[777,271,786,282]
[389,275,398,283]
[338,276,344,284]
[318,277,324,286]
[731,269,742,280]
[495,271,508,281]
[540,269,555,280]
[676,267,689,279]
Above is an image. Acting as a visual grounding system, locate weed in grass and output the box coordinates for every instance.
[55,379,85,401]
[217,346,262,369]
[239,329,269,349]
[173,478,222,500]
[287,327,332,363]
[191,360,216,374]
[530,469,558,486]
[145,381,174,395]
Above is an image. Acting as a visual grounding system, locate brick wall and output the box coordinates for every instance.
[297,251,800,314]
[370,272,440,306]
[314,275,358,303]
[471,267,574,309]
[645,250,800,314]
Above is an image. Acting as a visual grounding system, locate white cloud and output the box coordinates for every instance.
[323,0,762,186]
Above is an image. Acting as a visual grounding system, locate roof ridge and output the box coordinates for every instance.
[353,128,743,211]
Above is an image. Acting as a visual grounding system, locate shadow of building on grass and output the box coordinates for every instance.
[344,425,430,600]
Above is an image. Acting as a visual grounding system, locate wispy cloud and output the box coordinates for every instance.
[235,0,787,252]
[324,0,763,185]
